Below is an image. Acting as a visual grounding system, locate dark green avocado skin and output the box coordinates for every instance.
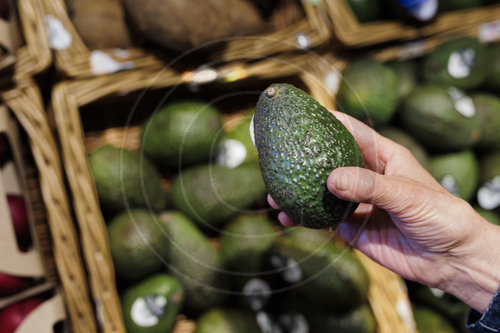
[254,83,364,229]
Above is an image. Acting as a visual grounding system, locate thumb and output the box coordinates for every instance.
[327,167,420,214]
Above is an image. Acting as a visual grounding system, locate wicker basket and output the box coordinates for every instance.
[2,80,97,333]
[0,0,51,86]
[14,0,51,80]
[41,0,330,79]
[50,55,416,333]
[316,1,500,48]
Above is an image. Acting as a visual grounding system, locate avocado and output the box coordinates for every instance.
[88,145,166,212]
[108,210,167,281]
[414,307,458,333]
[158,211,228,312]
[400,84,481,150]
[171,164,266,226]
[220,214,277,273]
[255,83,364,229]
[485,44,500,93]
[473,93,500,149]
[440,0,483,11]
[477,151,500,210]
[430,150,479,201]
[407,282,469,333]
[336,58,398,124]
[423,37,487,90]
[345,0,381,22]
[121,274,183,333]
[217,110,258,168]
[195,308,261,333]
[141,101,223,168]
[388,60,418,101]
[475,206,500,225]
[379,127,430,170]
[269,228,369,310]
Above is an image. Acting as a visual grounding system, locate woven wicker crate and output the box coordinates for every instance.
[0,0,51,85]
[50,54,416,333]
[2,81,97,333]
[316,1,500,48]
[41,0,330,79]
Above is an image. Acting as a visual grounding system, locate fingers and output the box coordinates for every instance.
[267,195,280,209]
[327,166,434,216]
[278,212,296,227]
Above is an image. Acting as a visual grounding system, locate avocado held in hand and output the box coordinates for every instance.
[254,83,364,229]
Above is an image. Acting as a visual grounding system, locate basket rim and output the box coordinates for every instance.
[2,80,97,333]
[320,1,500,47]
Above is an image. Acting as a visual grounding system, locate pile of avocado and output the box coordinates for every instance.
[88,98,375,332]
[337,36,500,332]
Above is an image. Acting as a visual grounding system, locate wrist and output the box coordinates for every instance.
[441,218,500,313]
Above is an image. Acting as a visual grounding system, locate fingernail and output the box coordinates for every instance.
[334,171,353,191]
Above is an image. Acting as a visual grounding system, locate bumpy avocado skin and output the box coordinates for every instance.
[255,83,364,229]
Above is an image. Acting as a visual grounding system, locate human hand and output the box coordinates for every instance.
[269,111,500,313]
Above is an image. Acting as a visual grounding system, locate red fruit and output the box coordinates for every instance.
[6,195,31,251]
[0,297,43,333]
[0,272,32,297]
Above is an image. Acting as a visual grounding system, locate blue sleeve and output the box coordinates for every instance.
[467,288,500,332]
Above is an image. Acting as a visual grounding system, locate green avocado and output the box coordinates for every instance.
[477,151,500,210]
[475,206,500,225]
[379,127,430,170]
[88,145,166,212]
[108,210,167,281]
[400,84,481,150]
[141,101,223,168]
[336,57,399,124]
[414,307,458,333]
[423,37,487,90]
[217,110,258,168]
[345,0,381,22]
[269,228,369,310]
[220,214,277,273]
[485,44,500,93]
[388,60,418,101]
[430,150,479,201]
[158,211,228,312]
[473,93,500,149]
[255,83,364,229]
[195,308,261,333]
[170,164,266,226]
[121,274,183,333]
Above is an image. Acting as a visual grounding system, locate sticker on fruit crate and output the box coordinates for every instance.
[429,287,445,298]
[399,41,427,59]
[243,278,271,311]
[130,295,167,327]
[447,87,475,118]
[479,20,500,43]
[295,33,311,50]
[324,71,342,96]
[447,49,475,79]
[440,175,459,196]
[44,16,71,50]
[216,139,247,169]
[477,176,500,210]
[89,50,135,75]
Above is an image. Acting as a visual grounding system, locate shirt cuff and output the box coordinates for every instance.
[466,287,500,332]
